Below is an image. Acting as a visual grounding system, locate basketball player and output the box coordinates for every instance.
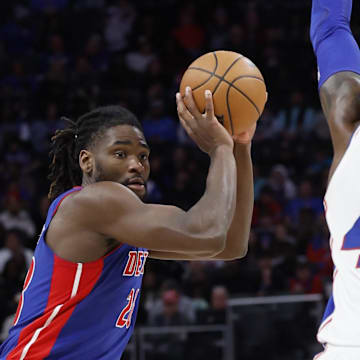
[310,0,360,358]
[0,87,255,359]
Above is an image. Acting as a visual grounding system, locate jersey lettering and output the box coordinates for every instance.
[138,252,148,275]
[116,288,140,329]
[135,251,143,276]
[123,250,149,277]
[123,251,137,276]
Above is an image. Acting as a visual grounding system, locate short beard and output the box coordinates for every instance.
[94,163,147,200]
[93,163,107,183]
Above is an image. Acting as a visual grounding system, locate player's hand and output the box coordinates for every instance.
[176,87,234,155]
[232,124,256,145]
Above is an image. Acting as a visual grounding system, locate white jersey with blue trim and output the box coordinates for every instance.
[318,125,360,346]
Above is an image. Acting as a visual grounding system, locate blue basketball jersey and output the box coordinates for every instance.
[0,187,148,359]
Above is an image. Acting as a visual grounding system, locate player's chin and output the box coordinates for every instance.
[126,184,147,199]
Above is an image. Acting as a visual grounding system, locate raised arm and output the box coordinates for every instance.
[217,139,254,259]
[150,89,255,261]
[310,0,360,179]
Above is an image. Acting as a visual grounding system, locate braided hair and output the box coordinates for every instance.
[48,105,143,202]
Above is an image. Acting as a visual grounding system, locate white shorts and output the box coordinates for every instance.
[314,344,360,360]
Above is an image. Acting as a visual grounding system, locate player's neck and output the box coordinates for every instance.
[82,175,95,187]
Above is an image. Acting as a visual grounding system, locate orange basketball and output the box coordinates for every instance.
[180,50,267,135]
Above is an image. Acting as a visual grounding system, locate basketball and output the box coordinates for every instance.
[180,50,267,135]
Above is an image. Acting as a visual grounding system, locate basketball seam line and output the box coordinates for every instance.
[187,67,264,83]
[226,85,234,135]
[191,52,219,92]
[188,67,261,115]
[231,74,262,115]
[212,55,244,96]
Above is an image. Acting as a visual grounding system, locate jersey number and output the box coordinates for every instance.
[116,288,139,329]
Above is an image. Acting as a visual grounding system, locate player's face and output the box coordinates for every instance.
[92,125,150,199]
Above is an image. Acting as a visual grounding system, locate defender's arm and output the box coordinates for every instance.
[311,0,360,179]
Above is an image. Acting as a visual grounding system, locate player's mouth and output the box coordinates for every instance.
[125,177,146,193]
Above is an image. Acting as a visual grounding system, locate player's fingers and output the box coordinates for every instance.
[183,87,202,119]
[176,92,196,125]
[204,90,216,122]
[233,124,257,144]
[176,93,197,137]
[179,110,199,144]
[177,93,208,146]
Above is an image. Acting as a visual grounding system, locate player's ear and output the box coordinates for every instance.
[79,150,94,175]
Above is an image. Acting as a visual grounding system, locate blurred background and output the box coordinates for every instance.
[1,0,358,359]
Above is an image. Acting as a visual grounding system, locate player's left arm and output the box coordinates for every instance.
[149,94,255,261]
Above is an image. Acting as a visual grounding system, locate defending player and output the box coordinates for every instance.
[0,88,255,359]
[311,0,360,358]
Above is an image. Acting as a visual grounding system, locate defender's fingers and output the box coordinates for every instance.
[204,90,215,121]
[183,86,202,119]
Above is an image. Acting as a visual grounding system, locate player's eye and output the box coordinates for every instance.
[115,150,126,158]
[139,153,149,162]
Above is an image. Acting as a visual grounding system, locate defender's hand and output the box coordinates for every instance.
[176,87,234,155]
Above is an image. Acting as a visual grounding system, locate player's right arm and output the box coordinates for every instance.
[310,0,360,179]
[75,90,237,256]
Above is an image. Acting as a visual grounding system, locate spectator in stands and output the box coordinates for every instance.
[151,289,192,327]
[104,0,136,53]
[147,288,192,360]
[30,102,64,154]
[267,164,297,204]
[196,285,228,325]
[0,194,36,240]
[142,99,177,143]
[286,179,324,224]
[125,36,156,74]
[3,138,30,168]
[0,292,20,343]
[253,186,283,226]
[172,4,205,56]
[149,280,195,324]
[0,230,33,275]
[255,252,287,296]
[182,261,210,311]
[289,262,323,294]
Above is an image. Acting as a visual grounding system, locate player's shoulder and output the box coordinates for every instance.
[77,181,132,199]
[59,182,136,221]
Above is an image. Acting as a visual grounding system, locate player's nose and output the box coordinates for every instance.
[128,156,144,173]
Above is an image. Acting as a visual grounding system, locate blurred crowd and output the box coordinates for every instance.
[1,0,354,351]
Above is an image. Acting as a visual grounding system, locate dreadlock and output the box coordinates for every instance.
[48,105,143,202]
